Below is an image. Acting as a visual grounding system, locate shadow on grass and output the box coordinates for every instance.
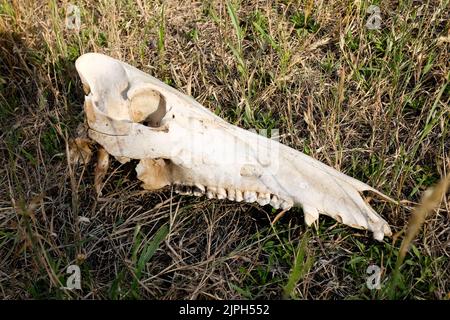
[0,31,89,299]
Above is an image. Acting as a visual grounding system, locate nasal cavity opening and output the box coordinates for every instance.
[129,88,166,127]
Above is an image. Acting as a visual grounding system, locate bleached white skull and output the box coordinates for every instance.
[75,53,393,241]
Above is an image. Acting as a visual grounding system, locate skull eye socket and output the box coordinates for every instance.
[129,87,166,127]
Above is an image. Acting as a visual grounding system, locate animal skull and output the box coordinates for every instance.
[75,52,393,241]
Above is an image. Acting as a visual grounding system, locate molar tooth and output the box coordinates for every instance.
[280,198,293,210]
[235,190,243,202]
[196,184,205,192]
[257,193,271,206]
[193,184,205,197]
[177,185,192,196]
[227,189,236,201]
[206,186,217,199]
[244,191,257,203]
[270,195,280,209]
[217,188,227,200]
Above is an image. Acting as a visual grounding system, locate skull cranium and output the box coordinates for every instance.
[75,52,393,241]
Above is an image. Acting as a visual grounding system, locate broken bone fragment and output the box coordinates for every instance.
[136,158,172,190]
[75,52,393,241]
[68,137,93,165]
[94,147,110,195]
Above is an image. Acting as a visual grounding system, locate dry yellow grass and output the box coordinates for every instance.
[398,175,450,268]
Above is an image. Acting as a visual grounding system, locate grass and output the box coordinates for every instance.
[0,0,449,299]
[283,231,314,299]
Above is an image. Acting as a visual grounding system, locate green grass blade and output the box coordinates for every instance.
[131,224,169,297]
[283,232,314,299]
[253,21,279,52]
[226,1,242,45]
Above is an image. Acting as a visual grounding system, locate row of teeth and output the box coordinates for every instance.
[173,183,293,210]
